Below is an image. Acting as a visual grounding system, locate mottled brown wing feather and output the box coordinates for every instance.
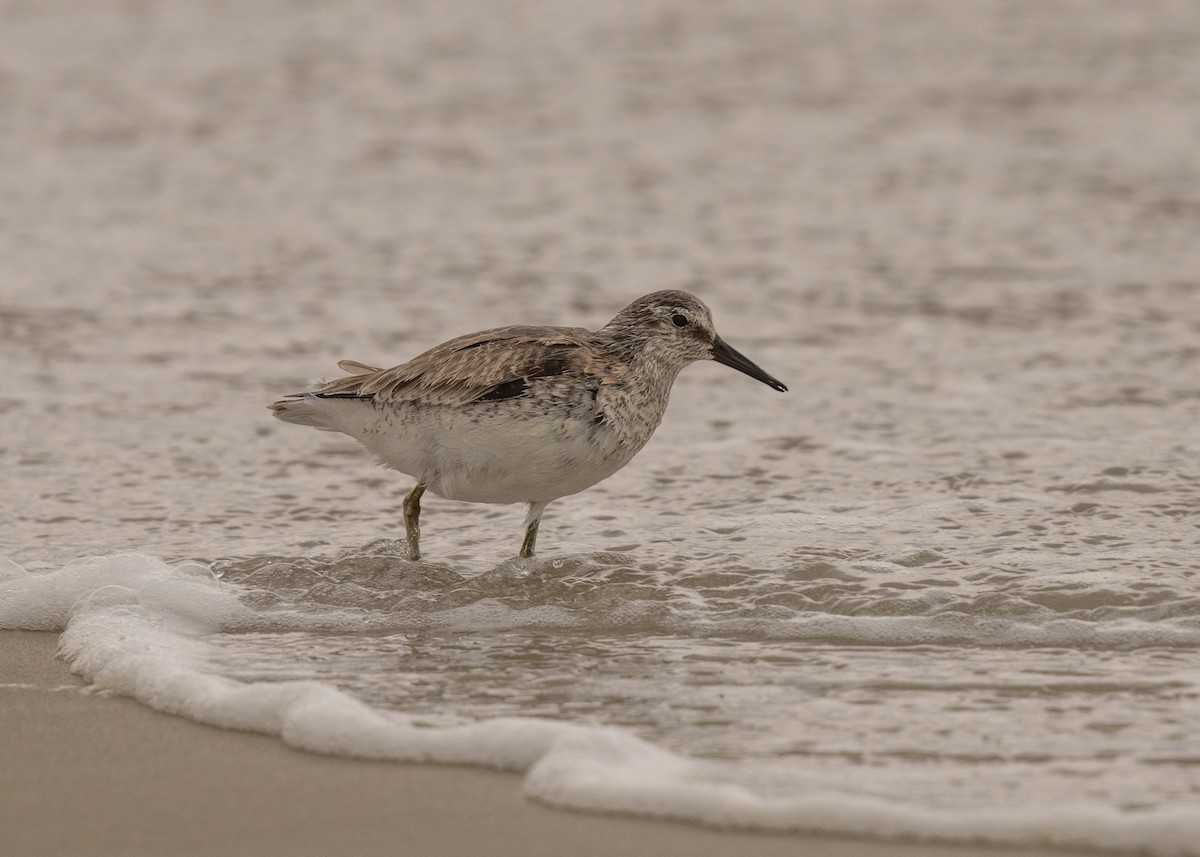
[312,325,598,407]
[336,360,381,375]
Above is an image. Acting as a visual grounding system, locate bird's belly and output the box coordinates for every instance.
[436,430,629,503]
[348,403,637,504]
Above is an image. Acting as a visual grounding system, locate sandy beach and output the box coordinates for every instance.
[3,630,1074,857]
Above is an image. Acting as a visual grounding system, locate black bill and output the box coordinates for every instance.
[711,336,788,392]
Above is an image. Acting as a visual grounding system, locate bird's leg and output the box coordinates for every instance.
[519,501,549,558]
[402,483,426,560]
[519,520,539,559]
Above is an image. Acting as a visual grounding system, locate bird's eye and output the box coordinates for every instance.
[671,314,688,328]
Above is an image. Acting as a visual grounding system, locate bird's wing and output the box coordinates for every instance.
[311,325,600,407]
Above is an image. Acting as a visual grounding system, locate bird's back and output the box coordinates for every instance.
[309,325,601,406]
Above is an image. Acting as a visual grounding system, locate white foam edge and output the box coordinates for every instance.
[3,551,1199,856]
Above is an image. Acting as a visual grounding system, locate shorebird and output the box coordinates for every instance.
[269,290,786,559]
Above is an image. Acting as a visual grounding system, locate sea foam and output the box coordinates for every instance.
[3,552,1199,856]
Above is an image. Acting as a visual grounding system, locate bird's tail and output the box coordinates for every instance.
[268,395,341,431]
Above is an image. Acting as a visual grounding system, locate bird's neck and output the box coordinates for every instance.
[596,336,688,448]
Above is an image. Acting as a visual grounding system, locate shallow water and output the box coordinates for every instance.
[203,539,1200,813]
[3,0,1200,852]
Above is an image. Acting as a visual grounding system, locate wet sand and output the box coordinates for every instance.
[2,630,1072,857]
